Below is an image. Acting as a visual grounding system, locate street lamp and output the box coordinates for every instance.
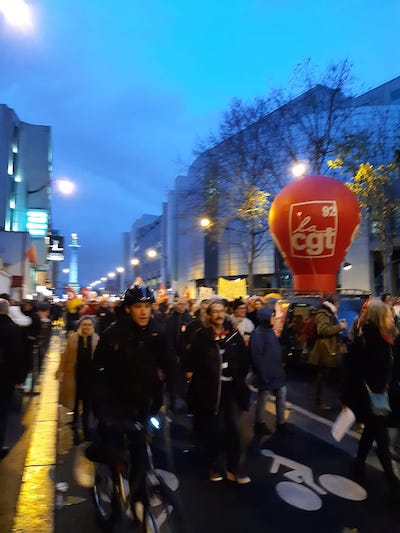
[0,0,34,32]
[116,266,125,293]
[107,271,116,295]
[130,258,140,283]
[200,217,211,229]
[146,248,158,259]
[27,177,75,196]
[291,161,307,179]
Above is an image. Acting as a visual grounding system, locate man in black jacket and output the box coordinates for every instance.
[0,298,25,459]
[91,285,171,425]
[89,285,172,486]
[166,297,193,411]
[186,300,250,483]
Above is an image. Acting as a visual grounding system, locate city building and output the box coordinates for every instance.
[0,103,56,299]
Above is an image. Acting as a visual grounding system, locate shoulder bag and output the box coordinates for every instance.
[364,381,391,416]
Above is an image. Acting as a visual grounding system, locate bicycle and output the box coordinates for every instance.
[90,415,188,532]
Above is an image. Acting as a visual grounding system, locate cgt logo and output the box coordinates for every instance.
[289,201,337,258]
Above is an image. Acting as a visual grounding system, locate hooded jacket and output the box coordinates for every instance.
[250,307,286,390]
[308,303,342,368]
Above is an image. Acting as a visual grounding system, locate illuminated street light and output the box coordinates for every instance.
[0,0,33,32]
[146,248,157,259]
[343,261,352,271]
[100,277,107,282]
[291,161,307,179]
[130,258,139,266]
[62,268,70,274]
[107,272,115,278]
[116,266,125,274]
[28,177,75,195]
[200,217,211,229]
[55,178,75,195]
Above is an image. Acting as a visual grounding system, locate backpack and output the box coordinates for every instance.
[301,314,317,349]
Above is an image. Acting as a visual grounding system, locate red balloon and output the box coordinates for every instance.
[269,175,360,293]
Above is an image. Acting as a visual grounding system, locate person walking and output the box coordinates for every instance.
[230,298,255,347]
[186,300,250,483]
[341,300,400,498]
[0,298,25,459]
[166,297,193,412]
[308,295,347,410]
[250,306,288,436]
[56,315,99,443]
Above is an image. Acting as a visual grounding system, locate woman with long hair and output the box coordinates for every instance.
[341,299,400,498]
[56,315,99,443]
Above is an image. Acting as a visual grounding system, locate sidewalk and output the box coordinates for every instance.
[12,336,62,533]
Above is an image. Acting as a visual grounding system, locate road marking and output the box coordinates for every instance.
[265,399,361,440]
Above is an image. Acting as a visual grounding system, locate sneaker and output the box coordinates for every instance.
[226,471,251,484]
[209,469,223,482]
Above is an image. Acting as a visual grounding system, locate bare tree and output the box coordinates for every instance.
[180,59,366,294]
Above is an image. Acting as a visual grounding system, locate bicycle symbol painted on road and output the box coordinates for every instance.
[261,449,367,511]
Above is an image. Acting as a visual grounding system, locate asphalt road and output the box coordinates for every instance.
[53,370,400,533]
[3,342,400,533]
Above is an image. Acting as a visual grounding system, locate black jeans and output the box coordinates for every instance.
[357,413,396,482]
[194,382,242,473]
[73,381,92,440]
[98,424,148,500]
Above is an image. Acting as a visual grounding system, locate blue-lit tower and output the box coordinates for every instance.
[68,232,81,292]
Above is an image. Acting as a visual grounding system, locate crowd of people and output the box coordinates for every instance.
[1,286,400,500]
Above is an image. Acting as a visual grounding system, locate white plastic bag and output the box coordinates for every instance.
[331,408,356,442]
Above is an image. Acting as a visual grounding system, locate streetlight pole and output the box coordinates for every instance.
[116,266,125,294]
[107,272,116,294]
[130,258,140,284]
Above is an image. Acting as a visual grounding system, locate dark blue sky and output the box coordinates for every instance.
[1,0,399,287]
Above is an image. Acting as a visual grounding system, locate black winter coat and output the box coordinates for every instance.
[341,323,393,422]
[186,326,249,415]
[250,322,286,391]
[91,316,171,423]
[0,315,25,389]
[166,309,193,358]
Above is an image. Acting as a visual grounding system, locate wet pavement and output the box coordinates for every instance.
[3,335,400,532]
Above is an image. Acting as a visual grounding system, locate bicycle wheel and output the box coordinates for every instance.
[93,463,133,531]
[142,474,189,533]
[93,463,115,528]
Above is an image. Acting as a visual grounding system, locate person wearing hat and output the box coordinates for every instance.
[87,285,172,488]
[230,298,255,346]
[250,306,289,436]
